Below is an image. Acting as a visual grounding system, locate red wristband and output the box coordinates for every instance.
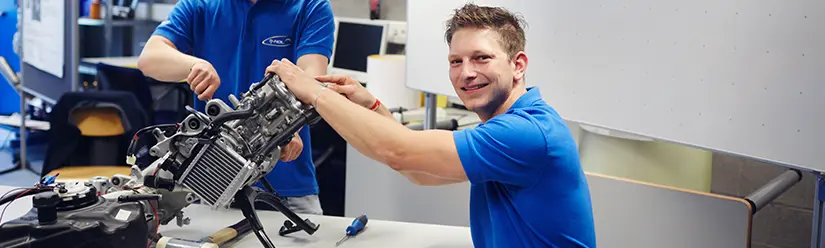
[368,98,381,111]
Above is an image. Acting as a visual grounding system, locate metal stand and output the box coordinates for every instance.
[423,93,437,130]
[812,172,825,248]
[744,169,802,213]
[233,186,320,248]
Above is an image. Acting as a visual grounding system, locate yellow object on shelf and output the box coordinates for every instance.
[577,124,713,192]
[90,0,102,19]
[419,93,449,108]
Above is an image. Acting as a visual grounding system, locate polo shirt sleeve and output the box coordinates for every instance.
[453,112,548,187]
[296,0,335,59]
[152,0,197,54]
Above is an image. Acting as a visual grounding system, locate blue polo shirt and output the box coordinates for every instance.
[453,87,597,247]
[152,0,335,197]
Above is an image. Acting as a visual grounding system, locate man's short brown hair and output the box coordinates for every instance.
[444,3,527,59]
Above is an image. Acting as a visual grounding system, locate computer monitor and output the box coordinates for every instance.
[329,17,388,82]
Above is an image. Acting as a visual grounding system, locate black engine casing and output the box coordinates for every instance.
[0,192,148,248]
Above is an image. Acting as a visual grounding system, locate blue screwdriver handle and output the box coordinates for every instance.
[345,215,368,236]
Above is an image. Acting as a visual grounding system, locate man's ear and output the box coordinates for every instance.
[512,51,528,82]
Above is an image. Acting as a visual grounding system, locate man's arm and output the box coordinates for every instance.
[400,171,467,186]
[137,36,203,82]
[313,89,470,182]
[296,54,328,76]
[137,0,199,82]
[314,90,548,187]
[271,60,548,187]
[291,54,329,135]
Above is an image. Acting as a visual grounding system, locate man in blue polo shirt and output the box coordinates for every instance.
[264,3,597,247]
[136,0,335,215]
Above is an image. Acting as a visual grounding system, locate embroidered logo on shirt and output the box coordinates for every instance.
[262,35,293,47]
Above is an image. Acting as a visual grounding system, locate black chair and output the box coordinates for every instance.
[41,91,150,177]
[95,62,191,125]
[95,63,154,121]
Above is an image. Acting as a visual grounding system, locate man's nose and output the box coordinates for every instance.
[460,63,477,81]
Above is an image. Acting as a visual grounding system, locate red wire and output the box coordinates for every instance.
[147,201,159,248]
[0,188,34,224]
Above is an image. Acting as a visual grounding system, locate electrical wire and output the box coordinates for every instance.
[127,124,179,159]
[0,187,34,224]
[147,201,159,248]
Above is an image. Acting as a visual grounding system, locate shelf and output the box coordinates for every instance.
[78,17,157,27]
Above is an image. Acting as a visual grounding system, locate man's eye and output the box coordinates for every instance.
[450,60,462,65]
[475,56,491,61]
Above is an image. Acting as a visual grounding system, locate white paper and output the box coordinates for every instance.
[22,0,64,78]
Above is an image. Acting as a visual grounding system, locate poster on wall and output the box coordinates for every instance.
[22,0,64,78]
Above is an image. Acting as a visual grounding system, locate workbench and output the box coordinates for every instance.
[0,185,474,247]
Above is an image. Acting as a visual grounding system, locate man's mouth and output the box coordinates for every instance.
[462,83,489,92]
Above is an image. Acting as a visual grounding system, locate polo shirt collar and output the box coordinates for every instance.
[509,86,542,110]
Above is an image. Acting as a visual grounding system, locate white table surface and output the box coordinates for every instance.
[0,185,474,248]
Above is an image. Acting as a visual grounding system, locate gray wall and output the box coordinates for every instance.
[712,154,815,248]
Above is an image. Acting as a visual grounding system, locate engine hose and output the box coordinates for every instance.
[210,108,255,128]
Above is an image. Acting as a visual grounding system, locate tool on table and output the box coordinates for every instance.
[336,214,369,246]
[155,237,218,248]
[206,218,253,245]
[156,219,253,248]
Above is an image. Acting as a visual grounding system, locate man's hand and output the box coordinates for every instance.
[315,74,377,109]
[187,60,221,100]
[265,59,323,104]
[279,133,303,162]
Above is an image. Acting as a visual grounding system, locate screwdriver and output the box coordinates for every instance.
[335,214,368,246]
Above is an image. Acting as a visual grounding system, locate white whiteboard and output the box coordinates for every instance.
[406,0,825,172]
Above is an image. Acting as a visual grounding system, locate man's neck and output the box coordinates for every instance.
[478,84,528,122]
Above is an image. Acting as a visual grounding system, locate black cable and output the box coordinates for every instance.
[0,187,50,206]
[0,188,29,206]
[127,124,178,158]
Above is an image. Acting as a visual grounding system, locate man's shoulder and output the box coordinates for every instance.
[503,100,564,130]
[289,0,332,10]
[504,101,577,149]
[174,0,209,9]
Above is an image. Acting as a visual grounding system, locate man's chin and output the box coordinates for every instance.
[462,101,485,112]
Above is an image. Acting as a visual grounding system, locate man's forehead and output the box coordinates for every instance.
[448,30,501,56]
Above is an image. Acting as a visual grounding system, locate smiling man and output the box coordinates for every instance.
[265,3,596,247]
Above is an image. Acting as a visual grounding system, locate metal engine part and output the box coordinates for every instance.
[143,73,323,210]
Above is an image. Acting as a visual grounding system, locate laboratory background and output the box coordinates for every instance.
[0,0,821,248]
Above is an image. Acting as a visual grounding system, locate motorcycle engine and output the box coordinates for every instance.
[142,73,323,210]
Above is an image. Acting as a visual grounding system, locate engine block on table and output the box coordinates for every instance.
[143,73,322,210]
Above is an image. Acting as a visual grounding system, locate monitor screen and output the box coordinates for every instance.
[332,22,384,72]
